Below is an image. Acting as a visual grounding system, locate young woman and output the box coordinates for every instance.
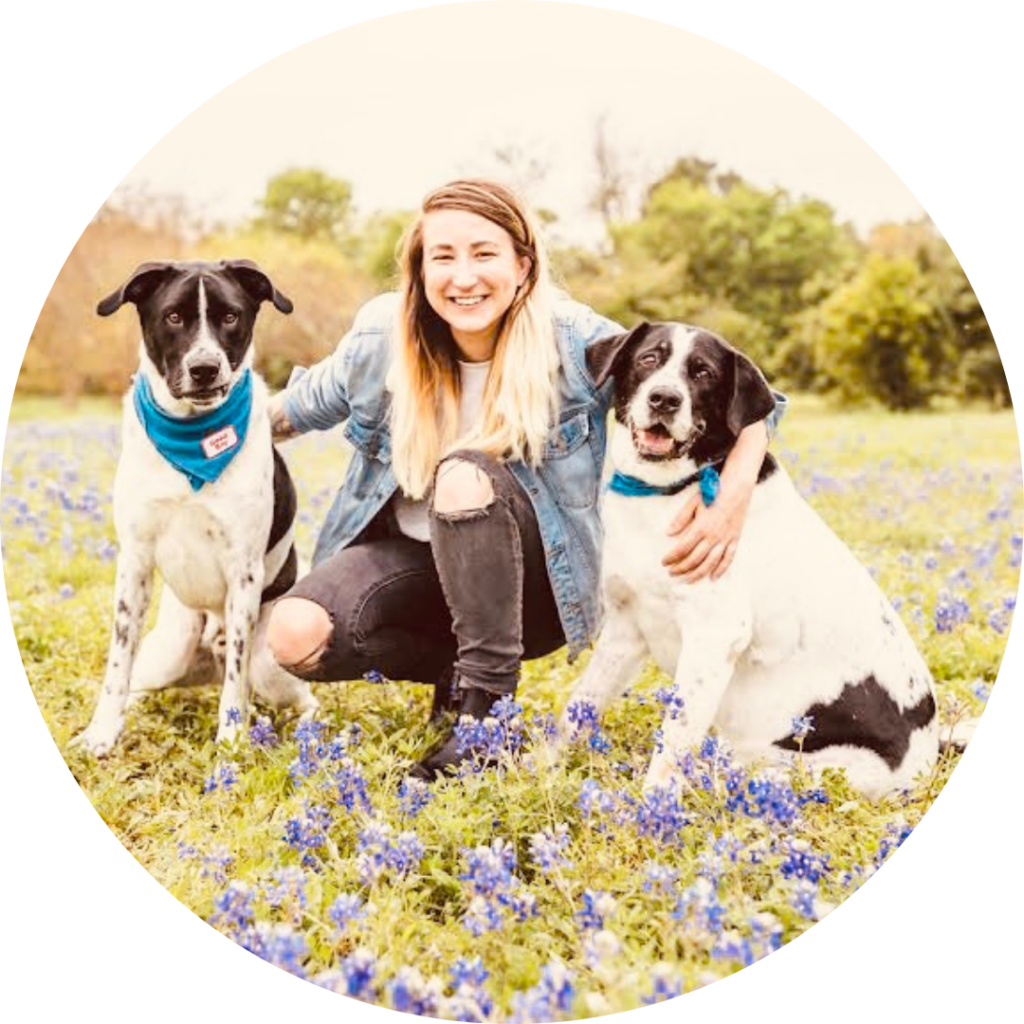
[266,178,779,779]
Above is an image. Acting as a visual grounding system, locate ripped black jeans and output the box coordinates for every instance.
[281,451,566,694]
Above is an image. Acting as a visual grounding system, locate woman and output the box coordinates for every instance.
[267,178,779,779]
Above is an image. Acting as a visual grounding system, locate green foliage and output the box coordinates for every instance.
[796,254,956,409]
[254,168,354,245]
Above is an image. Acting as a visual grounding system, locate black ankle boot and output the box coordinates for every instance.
[427,665,458,727]
[411,684,504,780]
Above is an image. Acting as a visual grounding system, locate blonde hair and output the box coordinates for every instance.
[387,179,560,498]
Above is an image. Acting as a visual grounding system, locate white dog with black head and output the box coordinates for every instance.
[561,322,939,798]
[73,259,317,756]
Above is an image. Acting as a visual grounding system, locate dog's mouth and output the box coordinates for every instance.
[181,384,230,408]
[631,422,687,460]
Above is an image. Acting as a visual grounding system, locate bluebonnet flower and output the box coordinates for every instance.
[583,928,621,969]
[576,889,616,931]
[176,841,198,861]
[58,583,74,599]
[455,695,526,763]
[283,802,332,866]
[935,592,971,633]
[248,715,278,748]
[200,847,234,885]
[388,966,443,1016]
[630,784,690,845]
[779,838,830,883]
[397,777,432,818]
[209,880,255,935]
[461,838,516,896]
[331,757,372,814]
[363,668,386,684]
[250,923,308,978]
[263,867,308,920]
[510,963,575,1023]
[447,958,494,1022]
[289,719,329,784]
[1010,533,1022,568]
[202,760,239,793]
[642,963,684,1004]
[726,771,804,827]
[463,895,505,937]
[712,912,783,967]
[576,780,616,824]
[459,838,536,934]
[789,878,820,919]
[875,820,913,865]
[225,707,242,725]
[672,876,726,936]
[329,947,378,1000]
[528,823,573,873]
[654,684,685,721]
[327,892,367,933]
[563,698,612,754]
[356,822,424,884]
[790,714,815,740]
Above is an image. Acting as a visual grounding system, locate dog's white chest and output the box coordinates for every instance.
[144,500,230,610]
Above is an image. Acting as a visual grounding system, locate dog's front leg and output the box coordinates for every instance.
[218,559,264,745]
[72,549,154,756]
[558,606,648,746]
[644,593,751,791]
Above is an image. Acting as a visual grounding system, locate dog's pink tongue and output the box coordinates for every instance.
[638,429,675,455]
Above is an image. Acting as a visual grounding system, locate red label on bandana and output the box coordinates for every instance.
[201,425,239,458]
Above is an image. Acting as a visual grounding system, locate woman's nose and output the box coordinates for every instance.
[451,257,477,288]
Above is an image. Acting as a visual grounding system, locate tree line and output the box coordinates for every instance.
[23,161,1007,410]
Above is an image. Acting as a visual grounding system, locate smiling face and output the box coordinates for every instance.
[420,208,532,360]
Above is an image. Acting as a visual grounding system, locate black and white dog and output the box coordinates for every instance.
[561,323,939,797]
[73,260,316,756]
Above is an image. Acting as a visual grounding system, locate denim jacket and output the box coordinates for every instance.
[283,292,785,660]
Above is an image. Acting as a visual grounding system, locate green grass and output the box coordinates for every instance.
[2,397,1020,1018]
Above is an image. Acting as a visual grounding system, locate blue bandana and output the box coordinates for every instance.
[133,370,252,491]
[608,462,722,506]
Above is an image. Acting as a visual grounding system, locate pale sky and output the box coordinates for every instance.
[119,3,923,244]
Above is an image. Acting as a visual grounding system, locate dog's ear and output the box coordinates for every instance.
[96,261,178,316]
[222,259,293,314]
[726,346,776,436]
[586,322,653,389]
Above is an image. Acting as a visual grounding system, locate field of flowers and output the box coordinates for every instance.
[2,396,1020,1020]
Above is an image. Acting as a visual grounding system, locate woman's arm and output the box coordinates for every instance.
[661,418,769,582]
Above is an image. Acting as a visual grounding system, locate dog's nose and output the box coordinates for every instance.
[648,388,682,414]
[188,361,221,388]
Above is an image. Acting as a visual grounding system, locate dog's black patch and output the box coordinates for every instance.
[267,447,297,552]
[758,453,778,484]
[261,545,298,604]
[774,674,937,770]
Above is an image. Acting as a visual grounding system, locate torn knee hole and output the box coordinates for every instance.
[433,459,495,515]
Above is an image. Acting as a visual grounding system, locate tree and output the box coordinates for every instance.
[798,254,956,410]
[255,168,353,245]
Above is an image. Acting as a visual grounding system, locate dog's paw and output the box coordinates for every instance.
[69,719,124,758]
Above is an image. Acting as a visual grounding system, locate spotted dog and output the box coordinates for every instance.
[73,260,317,756]
[561,322,938,797]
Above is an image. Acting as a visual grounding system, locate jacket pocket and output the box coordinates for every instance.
[540,409,599,509]
[343,417,392,464]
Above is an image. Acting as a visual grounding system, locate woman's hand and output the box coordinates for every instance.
[268,392,300,443]
[661,421,769,582]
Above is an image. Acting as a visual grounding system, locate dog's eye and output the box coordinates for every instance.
[165,310,182,325]
[223,312,239,325]
[692,364,712,381]
[637,352,660,368]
